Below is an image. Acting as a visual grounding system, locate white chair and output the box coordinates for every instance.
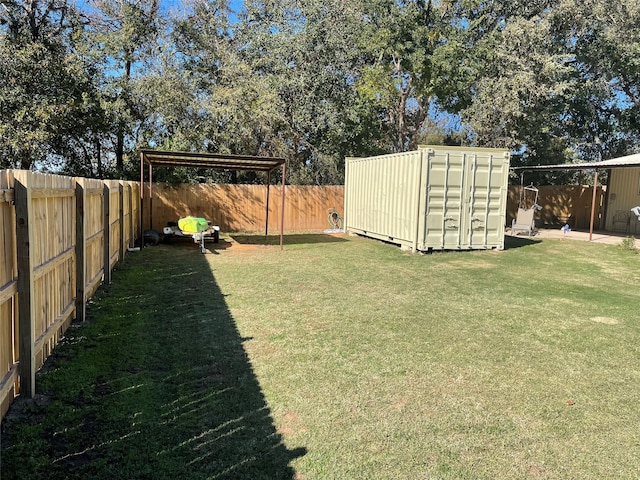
[511,208,536,236]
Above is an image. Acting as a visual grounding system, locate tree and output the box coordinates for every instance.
[567,0,640,159]
[4,0,640,186]
[352,0,474,153]
[460,0,640,182]
[170,0,372,184]
[0,0,103,171]
[85,0,161,175]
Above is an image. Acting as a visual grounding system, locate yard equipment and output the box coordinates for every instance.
[511,183,542,236]
[327,207,344,230]
[163,216,220,253]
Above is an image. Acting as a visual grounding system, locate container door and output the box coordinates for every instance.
[466,152,509,249]
[422,150,466,249]
[421,148,509,250]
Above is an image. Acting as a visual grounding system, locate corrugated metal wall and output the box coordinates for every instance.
[605,167,640,232]
[345,151,423,247]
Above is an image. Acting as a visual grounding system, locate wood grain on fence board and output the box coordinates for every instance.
[0,170,18,418]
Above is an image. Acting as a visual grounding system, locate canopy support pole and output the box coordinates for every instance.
[140,152,144,249]
[280,162,286,251]
[589,170,599,241]
[265,170,271,241]
[149,163,153,232]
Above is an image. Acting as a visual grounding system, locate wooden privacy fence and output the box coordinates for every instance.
[0,170,140,419]
[148,183,604,233]
[148,184,345,233]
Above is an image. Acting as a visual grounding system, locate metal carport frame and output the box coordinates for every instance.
[139,149,287,250]
[512,153,640,241]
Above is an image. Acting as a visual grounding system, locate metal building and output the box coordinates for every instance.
[344,145,511,252]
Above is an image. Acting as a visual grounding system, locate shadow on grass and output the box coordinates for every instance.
[504,234,542,250]
[1,245,305,479]
[164,236,235,254]
[231,232,347,246]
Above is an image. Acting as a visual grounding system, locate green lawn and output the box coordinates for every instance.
[2,233,639,479]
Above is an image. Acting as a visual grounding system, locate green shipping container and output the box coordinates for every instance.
[344,145,511,251]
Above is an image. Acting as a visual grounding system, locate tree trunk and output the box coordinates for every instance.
[116,58,133,174]
[96,135,103,178]
[116,124,124,173]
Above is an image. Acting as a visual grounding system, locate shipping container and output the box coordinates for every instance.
[344,145,511,251]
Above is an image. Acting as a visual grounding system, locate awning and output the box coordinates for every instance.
[512,152,640,171]
[140,149,285,171]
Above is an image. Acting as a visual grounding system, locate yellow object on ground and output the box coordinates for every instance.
[178,216,208,233]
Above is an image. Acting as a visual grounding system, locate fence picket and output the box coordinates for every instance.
[0,170,18,418]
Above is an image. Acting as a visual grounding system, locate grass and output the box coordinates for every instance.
[2,233,640,479]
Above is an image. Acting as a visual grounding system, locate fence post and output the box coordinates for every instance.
[119,182,124,262]
[128,184,135,248]
[75,179,86,323]
[14,173,36,398]
[103,183,111,284]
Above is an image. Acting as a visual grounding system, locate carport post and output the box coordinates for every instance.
[149,163,153,231]
[280,161,286,250]
[265,170,271,241]
[140,151,144,250]
[589,170,598,241]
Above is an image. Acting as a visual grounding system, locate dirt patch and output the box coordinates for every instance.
[591,316,619,325]
[528,464,547,476]
[227,243,266,253]
[212,240,275,256]
[280,410,307,437]
[392,399,407,412]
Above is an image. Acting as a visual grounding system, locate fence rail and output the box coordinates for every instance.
[0,170,140,419]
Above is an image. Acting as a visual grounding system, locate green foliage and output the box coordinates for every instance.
[619,236,638,253]
[353,0,470,152]
[2,0,640,181]
[0,0,104,171]
[462,0,640,171]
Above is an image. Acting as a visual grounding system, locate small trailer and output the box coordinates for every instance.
[162,216,220,253]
